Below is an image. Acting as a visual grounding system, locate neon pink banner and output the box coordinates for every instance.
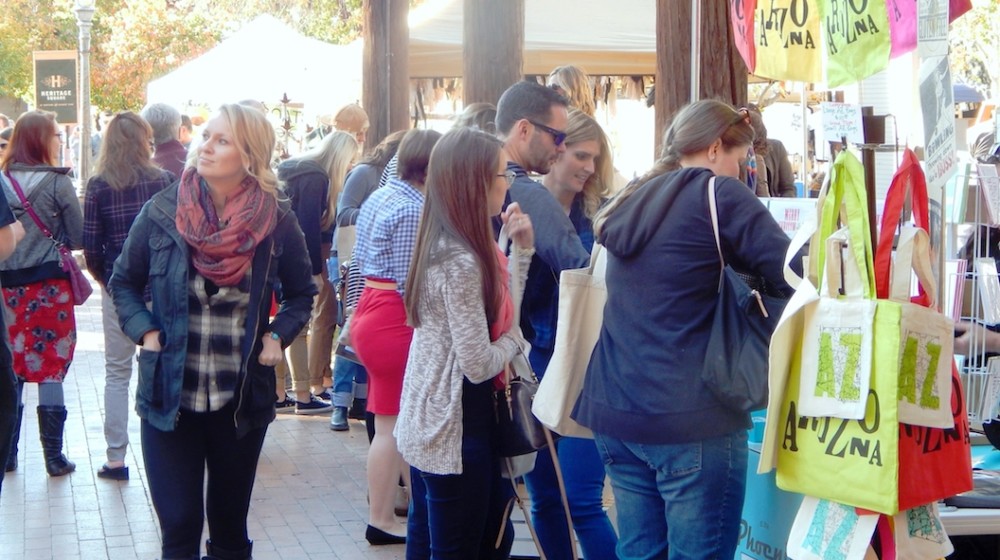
[886,0,917,58]
[731,0,757,73]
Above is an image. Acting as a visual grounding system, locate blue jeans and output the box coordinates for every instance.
[0,337,15,497]
[331,354,367,408]
[141,401,267,559]
[594,430,748,560]
[524,437,618,559]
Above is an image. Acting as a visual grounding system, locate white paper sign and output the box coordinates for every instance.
[917,0,950,58]
[820,102,865,147]
[919,56,957,191]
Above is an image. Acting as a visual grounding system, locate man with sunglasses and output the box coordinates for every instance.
[495,79,591,560]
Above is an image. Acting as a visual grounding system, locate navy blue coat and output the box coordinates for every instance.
[573,168,792,444]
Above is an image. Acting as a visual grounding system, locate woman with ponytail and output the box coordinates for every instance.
[574,99,795,560]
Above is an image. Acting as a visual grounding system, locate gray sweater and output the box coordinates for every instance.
[395,235,532,475]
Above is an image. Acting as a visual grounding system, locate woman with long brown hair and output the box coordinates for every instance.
[0,110,84,478]
[397,127,534,558]
[83,111,174,480]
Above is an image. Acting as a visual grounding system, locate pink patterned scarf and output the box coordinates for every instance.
[175,169,277,286]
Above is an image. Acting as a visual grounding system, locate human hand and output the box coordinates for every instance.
[10,221,24,243]
[954,321,1000,355]
[502,202,534,250]
[141,330,162,352]
[259,333,283,366]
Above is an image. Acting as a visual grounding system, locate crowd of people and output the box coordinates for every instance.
[0,62,803,560]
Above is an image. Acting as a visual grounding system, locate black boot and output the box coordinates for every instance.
[37,405,75,477]
[5,404,22,472]
[203,539,252,560]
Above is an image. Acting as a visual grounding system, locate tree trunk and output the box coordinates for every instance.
[363,0,409,148]
[463,0,524,106]
[655,0,748,152]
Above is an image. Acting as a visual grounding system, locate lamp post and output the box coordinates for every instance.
[74,0,96,192]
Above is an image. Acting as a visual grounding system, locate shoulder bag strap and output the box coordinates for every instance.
[5,170,60,246]
[707,176,726,291]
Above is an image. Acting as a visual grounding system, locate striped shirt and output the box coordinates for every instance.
[353,178,423,296]
[181,272,250,412]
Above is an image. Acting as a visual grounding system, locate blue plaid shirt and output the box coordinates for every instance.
[353,177,423,296]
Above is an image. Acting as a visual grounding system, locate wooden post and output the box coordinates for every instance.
[464,0,524,106]
[655,0,749,153]
[363,0,409,148]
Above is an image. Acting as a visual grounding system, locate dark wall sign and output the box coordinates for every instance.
[33,51,78,125]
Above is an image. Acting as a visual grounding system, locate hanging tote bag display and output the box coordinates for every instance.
[532,244,606,438]
[699,176,788,413]
[771,152,904,514]
[874,150,954,428]
[884,149,972,511]
[761,150,973,515]
[796,153,877,421]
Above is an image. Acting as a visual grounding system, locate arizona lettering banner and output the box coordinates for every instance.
[733,0,974,86]
[755,0,823,83]
[818,0,892,87]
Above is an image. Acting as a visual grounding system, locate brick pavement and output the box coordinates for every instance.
[0,286,409,559]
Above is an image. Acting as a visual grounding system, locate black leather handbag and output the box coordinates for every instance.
[493,225,555,459]
[699,177,788,413]
[494,348,549,457]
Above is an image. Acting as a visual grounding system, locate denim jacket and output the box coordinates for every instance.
[109,185,317,436]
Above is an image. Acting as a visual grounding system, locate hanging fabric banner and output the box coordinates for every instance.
[818,0,892,88]
[731,0,758,73]
[886,0,918,58]
[755,0,823,83]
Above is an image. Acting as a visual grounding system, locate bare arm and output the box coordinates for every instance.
[0,221,25,261]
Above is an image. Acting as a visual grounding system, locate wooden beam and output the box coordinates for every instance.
[463,0,524,106]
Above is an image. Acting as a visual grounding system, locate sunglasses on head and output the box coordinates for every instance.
[527,119,567,146]
[733,107,752,127]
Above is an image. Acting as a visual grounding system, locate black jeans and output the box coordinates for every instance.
[0,340,15,497]
[141,401,267,559]
[406,380,513,560]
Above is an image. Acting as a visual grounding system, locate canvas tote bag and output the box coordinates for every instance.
[532,245,607,439]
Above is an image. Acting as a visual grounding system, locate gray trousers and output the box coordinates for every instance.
[101,289,136,464]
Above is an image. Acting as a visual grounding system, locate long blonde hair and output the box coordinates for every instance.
[548,65,596,117]
[188,104,280,197]
[561,109,612,219]
[594,100,755,235]
[94,112,162,190]
[295,130,358,229]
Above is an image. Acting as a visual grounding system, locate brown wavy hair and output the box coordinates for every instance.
[0,111,59,170]
[93,112,163,190]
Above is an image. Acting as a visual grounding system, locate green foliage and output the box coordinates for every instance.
[950,0,1000,99]
[0,0,427,111]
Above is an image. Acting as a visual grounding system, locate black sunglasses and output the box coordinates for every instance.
[527,119,567,146]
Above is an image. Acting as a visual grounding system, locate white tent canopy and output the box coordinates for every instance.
[408,0,657,78]
[146,15,362,115]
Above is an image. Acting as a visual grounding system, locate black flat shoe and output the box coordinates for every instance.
[97,464,129,480]
[365,524,406,545]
